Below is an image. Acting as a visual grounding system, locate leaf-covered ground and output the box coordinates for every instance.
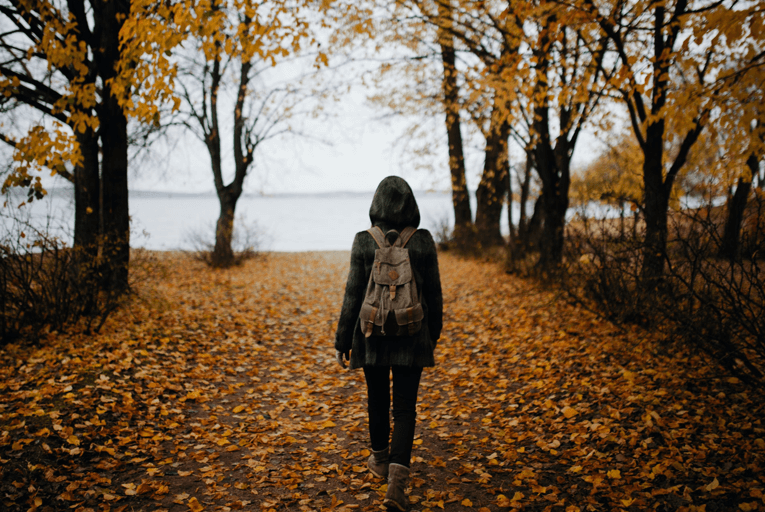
[1,251,763,512]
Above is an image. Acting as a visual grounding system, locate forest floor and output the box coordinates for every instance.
[1,251,764,512]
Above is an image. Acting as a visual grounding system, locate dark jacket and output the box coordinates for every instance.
[335,176,443,369]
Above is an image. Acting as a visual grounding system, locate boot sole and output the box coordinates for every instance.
[369,466,388,479]
[383,498,407,511]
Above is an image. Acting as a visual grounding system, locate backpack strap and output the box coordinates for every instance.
[366,226,387,248]
[399,227,417,248]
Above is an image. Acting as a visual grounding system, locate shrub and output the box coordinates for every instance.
[184,217,266,268]
[563,201,765,386]
[1,213,122,345]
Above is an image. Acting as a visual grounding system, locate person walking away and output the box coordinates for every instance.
[334,176,443,511]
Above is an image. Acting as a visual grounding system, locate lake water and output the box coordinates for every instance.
[2,189,512,252]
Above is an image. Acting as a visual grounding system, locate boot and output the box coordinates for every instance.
[383,463,410,511]
[367,447,389,478]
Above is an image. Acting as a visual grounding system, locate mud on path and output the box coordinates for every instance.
[1,251,763,512]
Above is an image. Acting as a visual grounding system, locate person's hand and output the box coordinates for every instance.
[336,350,349,369]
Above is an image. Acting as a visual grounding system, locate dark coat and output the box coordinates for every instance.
[335,176,443,369]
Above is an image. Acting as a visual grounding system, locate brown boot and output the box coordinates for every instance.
[367,447,389,478]
[383,463,410,511]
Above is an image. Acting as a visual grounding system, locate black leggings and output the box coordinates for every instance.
[363,365,423,467]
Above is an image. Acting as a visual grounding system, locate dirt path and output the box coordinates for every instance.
[1,251,763,511]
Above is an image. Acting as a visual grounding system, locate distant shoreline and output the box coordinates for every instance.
[22,188,455,200]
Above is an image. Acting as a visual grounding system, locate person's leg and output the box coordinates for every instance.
[363,366,391,451]
[388,365,423,467]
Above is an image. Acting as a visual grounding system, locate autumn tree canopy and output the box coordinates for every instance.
[0,0,188,289]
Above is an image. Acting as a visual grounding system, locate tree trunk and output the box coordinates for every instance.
[525,194,545,252]
[507,161,515,245]
[73,130,100,257]
[641,122,669,285]
[475,114,509,247]
[213,188,240,267]
[534,135,571,271]
[517,156,532,237]
[537,160,570,270]
[95,0,131,292]
[100,94,130,291]
[437,1,472,236]
[719,154,757,260]
[509,153,535,260]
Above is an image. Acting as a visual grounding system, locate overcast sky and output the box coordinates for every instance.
[129,94,605,196]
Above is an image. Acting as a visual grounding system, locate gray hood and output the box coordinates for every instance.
[369,176,421,230]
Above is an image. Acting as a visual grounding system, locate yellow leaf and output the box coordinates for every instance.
[67,435,80,446]
[569,465,583,473]
[705,478,719,492]
[178,470,193,477]
[562,406,578,418]
[461,498,473,507]
[621,498,635,507]
[232,405,245,413]
[188,497,204,512]
[607,469,621,479]
[511,491,524,502]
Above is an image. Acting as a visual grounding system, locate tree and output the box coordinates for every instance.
[569,131,644,234]
[0,0,187,290]
[427,0,612,261]
[715,67,765,260]
[177,0,326,267]
[436,0,472,236]
[580,0,765,283]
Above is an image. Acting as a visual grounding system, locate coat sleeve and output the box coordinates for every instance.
[421,231,443,345]
[335,233,368,353]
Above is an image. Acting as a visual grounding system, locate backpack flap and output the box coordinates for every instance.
[359,303,381,338]
[394,304,424,335]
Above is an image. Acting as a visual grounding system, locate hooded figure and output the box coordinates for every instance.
[335,176,442,368]
[335,176,442,511]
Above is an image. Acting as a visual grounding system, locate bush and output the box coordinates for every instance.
[184,217,266,268]
[1,213,122,345]
[563,199,765,386]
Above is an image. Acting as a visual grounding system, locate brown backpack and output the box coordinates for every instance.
[359,226,424,338]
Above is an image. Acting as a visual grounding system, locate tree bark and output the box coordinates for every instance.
[525,194,545,252]
[99,94,130,290]
[95,0,130,291]
[475,111,510,247]
[535,140,571,270]
[517,154,533,240]
[437,2,472,235]
[214,189,239,266]
[719,154,757,260]
[507,159,515,245]
[641,121,669,285]
[73,130,100,257]
[207,46,252,268]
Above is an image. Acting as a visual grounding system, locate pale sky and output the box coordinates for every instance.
[129,93,604,196]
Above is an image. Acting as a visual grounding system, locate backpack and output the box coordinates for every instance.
[359,226,424,338]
